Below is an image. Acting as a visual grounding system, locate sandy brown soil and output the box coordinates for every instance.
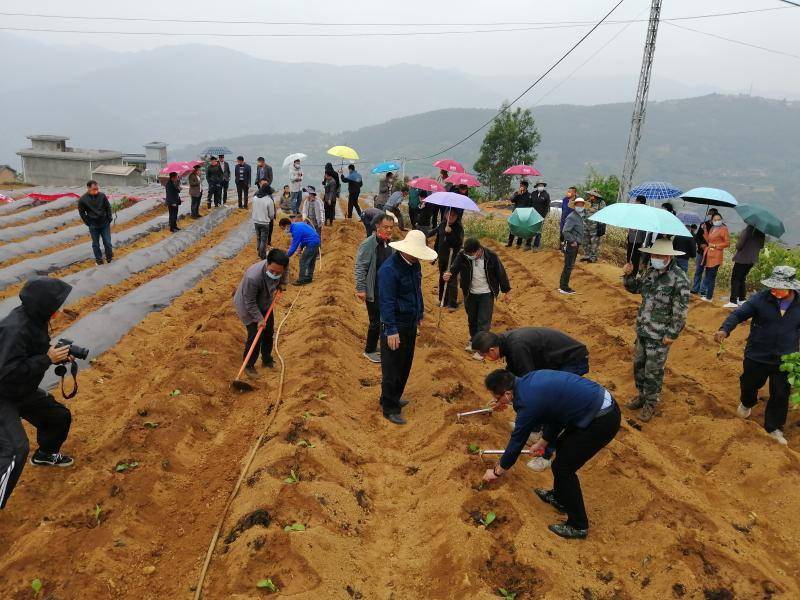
[1,214,798,599]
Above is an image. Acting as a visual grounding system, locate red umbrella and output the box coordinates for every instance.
[432,158,465,174]
[160,161,202,177]
[0,193,13,204]
[503,164,542,177]
[445,173,481,187]
[409,177,446,193]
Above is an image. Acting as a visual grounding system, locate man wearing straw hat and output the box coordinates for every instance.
[377,230,437,425]
[715,266,800,445]
[622,238,690,422]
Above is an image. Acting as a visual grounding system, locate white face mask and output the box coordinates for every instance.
[536,186,544,191]
[575,206,585,214]
[650,258,669,270]
[712,220,723,227]
[265,269,282,280]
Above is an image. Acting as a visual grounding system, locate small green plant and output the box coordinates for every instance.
[143,421,159,429]
[780,352,800,405]
[93,504,103,523]
[316,392,327,400]
[467,443,481,454]
[302,411,313,420]
[170,389,181,397]
[256,578,279,592]
[297,439,315,448]
[31,578,43,596]
[115,460,139,472]
[480,511,496,528]
[497,588,516,600]
[284,522,306,532]
[284,469,300,484]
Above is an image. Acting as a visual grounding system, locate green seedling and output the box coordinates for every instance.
[143,422,159,429]
[779,352,800,405]
[115,461,139,472]
[316,393,327,400]
[284,522,306,532]
[497,588,516,600]
[93,504,103,523]
[256,579,279,592]
[170,389,181,397]
[31,578,42,596]
[716,343,725,359]
[302,411,313,420]
[480,511,496,528]
[284,469,300,484]
[297,439,315,448]
[467,443,481,454]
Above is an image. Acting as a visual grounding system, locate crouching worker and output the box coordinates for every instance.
[279,217,321,286]
[234,249,289,377]
[1,277,75,509]
[482,368,620,539]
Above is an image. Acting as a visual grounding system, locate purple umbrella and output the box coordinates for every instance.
[677,210,702,226]
[423,191,480,212]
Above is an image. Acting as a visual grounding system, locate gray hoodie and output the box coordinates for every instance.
[234,260,289,325]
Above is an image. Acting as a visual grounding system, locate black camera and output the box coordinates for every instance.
[55,338,90,361]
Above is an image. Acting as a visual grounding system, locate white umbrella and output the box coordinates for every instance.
[282,153,307,168]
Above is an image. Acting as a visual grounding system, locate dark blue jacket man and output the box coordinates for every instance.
[280,218,321,286]
[377,230,437,425]
[716,266,800,444]
[482,369,620,539]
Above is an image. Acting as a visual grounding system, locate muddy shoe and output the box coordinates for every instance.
[262,358,275,369]
[769,429,788,446]
[384,413,406,425]
[548,522,588,539]
[639,402,660,422]
[363,351,381,363]
[736,403,752,418]
[399,398,410,408]
[244,366,258,379]
[626,397,645,410]
[30,451,73,468]
[534,488,566,513]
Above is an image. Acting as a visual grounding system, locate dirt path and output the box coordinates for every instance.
[1,220,797,599]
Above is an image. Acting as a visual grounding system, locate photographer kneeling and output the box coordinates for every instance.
[0,277,76,510]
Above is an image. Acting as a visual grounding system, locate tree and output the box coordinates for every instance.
[474,103,541,200]
[578,168,620,205]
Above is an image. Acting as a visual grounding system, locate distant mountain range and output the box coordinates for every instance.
[176,94,800,244]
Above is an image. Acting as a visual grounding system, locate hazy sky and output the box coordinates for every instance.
[5,0,800,99]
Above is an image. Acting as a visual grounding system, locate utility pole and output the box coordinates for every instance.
[618,0,662,202]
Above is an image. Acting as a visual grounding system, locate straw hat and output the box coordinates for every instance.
[640,238,685,256]
[389,229,438,261]
[761,265,800,290]
[568,197,586,209]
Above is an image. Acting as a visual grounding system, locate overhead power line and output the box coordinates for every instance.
[665,22,800,61]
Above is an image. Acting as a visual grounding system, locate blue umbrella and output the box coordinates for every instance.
[371,161,400,174]
[629,181,682,200]
[590,203,691,237]
[676,210,702,226]
[680,187,737,207]
[200,145,233,156]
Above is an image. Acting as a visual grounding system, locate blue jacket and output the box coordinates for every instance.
[720,289,800,365]
[378,253,424,336]
[287,222,321,257]
[560,196,574,231]
[500,370,606,470]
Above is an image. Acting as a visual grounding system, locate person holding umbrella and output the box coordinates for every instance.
[530,181,550,250]
[580,190,606,263]
[622,239,690,422]
[288,158,304,214]
[626,196,648,277]
[427,209,463,310]
[205,156,224,208]
[697,212,730,303]
[378,230,437,425]
[715,266,800,446]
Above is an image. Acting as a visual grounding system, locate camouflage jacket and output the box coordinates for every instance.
[623,261,690,341]
[581,199,606,231]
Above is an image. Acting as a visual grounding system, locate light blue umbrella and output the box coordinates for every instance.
[590,203,691,237]
[371,161,400,174]
[680,187,737,207]
[629,181,682,200]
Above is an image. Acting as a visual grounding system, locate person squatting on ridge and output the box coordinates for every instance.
[378,230,437,425]
[0,277,76,509]
[715,266,800,446]
[622,238,690,422]
[473,327,590,472]
[234,250,289,377]
[77,180,113,265]
[355,213,396,364]
[482,369,620,539]
[444,238,511,358]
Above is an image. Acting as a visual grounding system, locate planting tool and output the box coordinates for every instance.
[231,291,282,392]
[479,448,544,461]
[456,407,493,421]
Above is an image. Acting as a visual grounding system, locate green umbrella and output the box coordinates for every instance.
[735,204,785,238]
[508,208,543,238]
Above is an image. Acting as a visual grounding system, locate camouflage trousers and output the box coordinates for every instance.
[633,336,671,406]
[582,226,602,261]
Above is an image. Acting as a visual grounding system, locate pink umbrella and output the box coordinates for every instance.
[409,177,446,193]
[503,164,542,177]
[160,160,202,177]
[432,158,466,174]
[0,193,12,204]
[445,173,481,187]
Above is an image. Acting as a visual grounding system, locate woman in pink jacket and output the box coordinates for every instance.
[698,213,730,302]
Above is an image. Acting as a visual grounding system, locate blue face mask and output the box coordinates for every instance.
[265,270,281,280]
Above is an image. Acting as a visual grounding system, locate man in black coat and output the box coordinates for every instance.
[530,181,550,249]
[234,155,252,209]
[254,157,273,190]
[206,157,224,208]
[165,171,182,232]
[0,277,75,509]
[715,266,800,446]
[472,327,590,376]
[219,154,231,203]
[507,181,532,248]
[426,209,463,309]
[340,164,363,219]
[444,238,511,356]
[77,180,113,265]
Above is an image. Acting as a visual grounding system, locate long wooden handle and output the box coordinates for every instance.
[234,291,281,381]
